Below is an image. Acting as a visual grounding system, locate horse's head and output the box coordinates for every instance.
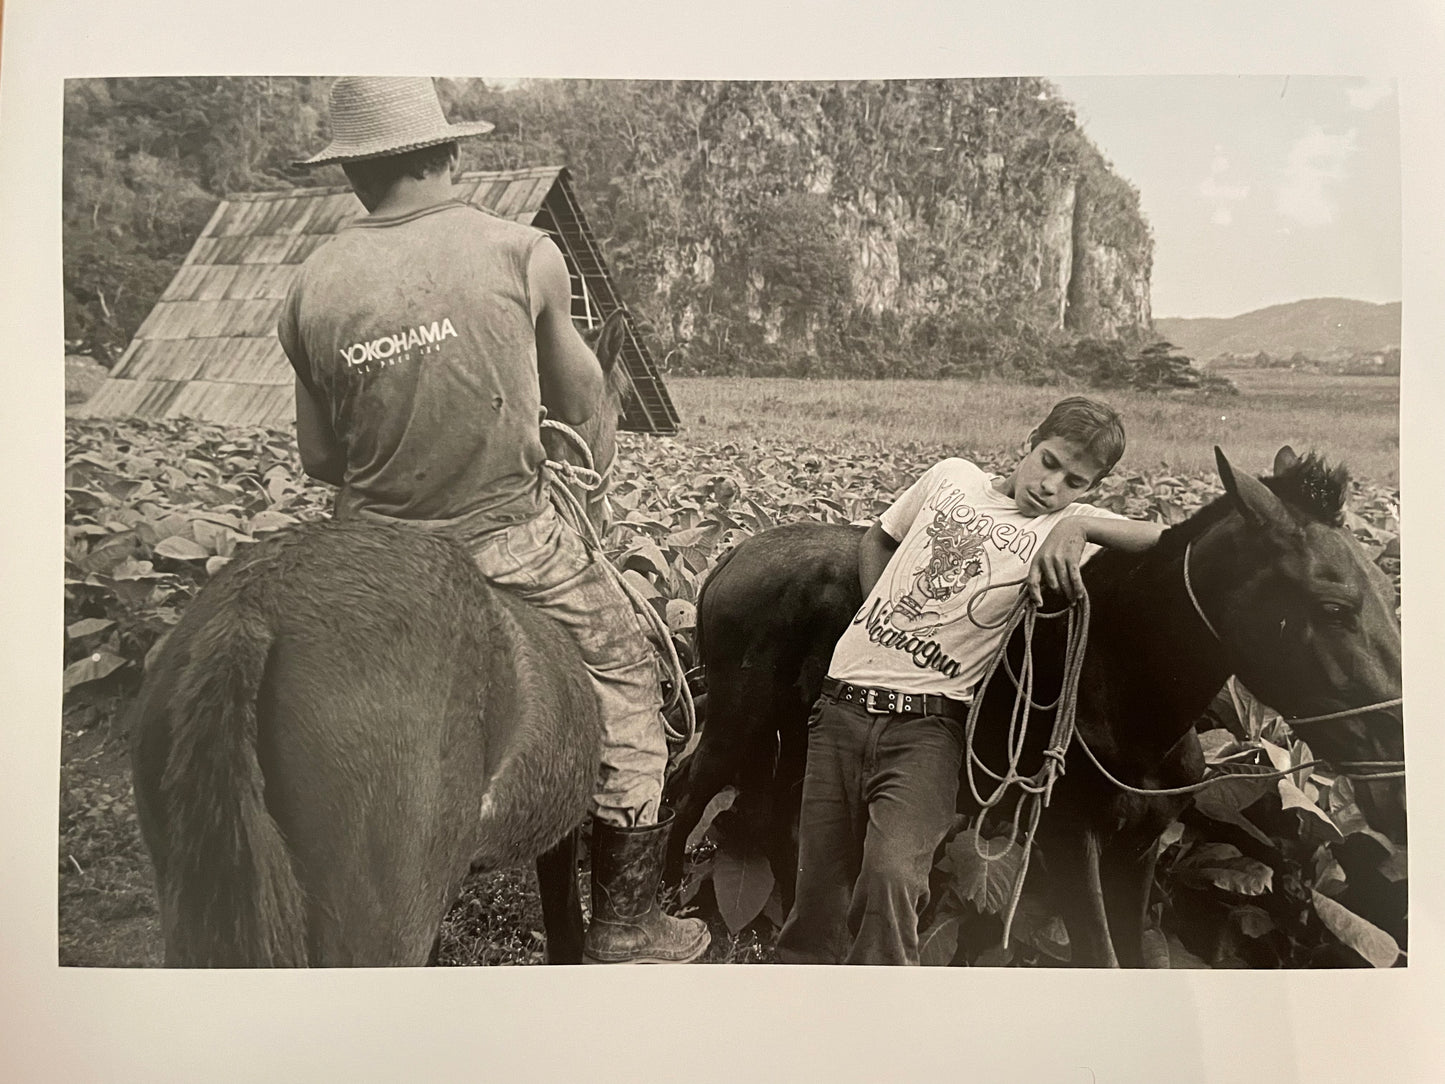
[541,310,633,536]
[1204,445,1403,833]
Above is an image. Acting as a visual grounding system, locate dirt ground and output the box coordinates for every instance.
[58,700,772,968]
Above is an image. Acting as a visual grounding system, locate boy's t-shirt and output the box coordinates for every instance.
[828,457,1124,701]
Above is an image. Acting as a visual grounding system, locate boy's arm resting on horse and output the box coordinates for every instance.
[530,238,604,425]
[858,522,901,595]
[294,376,346,486]
[1028,514,1166,604]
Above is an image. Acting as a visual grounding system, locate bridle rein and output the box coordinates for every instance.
[1182,537,1403,732]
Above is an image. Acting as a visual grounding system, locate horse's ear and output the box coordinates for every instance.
[594,310,628,375]
[1273,445,1299,476]
[1215,446,1300,543]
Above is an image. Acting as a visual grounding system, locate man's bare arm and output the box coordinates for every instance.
[530,240,604,424]
[294,376,345,486]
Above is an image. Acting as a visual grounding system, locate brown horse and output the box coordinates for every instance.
[664,446,1404,966]
[131,312,631,966]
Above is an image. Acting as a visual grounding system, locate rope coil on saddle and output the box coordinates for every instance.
[540,418,697,745]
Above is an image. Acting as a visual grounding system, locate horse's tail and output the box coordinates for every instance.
[154,587,308,967]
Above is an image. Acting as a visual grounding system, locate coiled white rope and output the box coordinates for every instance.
[540,419,696,744]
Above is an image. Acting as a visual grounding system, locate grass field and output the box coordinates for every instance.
[664,370,1400,485]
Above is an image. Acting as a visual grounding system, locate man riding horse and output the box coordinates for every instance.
[278,76,708,965]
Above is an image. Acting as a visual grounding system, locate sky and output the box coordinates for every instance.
[1049,75,1402,319]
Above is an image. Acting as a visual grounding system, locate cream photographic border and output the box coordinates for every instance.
[3,1,1443,1080]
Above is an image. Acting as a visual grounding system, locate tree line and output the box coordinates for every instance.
[65,76,1195,389]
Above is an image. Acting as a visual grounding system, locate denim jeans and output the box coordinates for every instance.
[776,696,965,965]
[468,502,668,827]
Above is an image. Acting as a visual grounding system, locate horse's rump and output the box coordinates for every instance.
[134,520,602,966]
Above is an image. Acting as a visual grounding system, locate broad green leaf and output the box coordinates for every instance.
[919,915,961,966]
[62,651,126,693]
[1231,905,1275,939]
[665,598,696,632]
[1259,738,1292,773]
[619,569,660,600]
[761,889,784,929]
[81,531,144,574]
[1278,778,1341,838]
[619,538,670,579]
[248,509,298,534]
[944,828,1023,915]
[111,557,162,580]
[1141,928,1171,968]
[66,617,114,639]
[1311,890,1401,967]
[1198,728,1239,761]
[686,786,738,851]
[711,842,774,934]
[1159,820,1186,849]
[150,512,194,541]
[1379,849,1408,883]
[973,944,1014,967]
[1165,932,1211,969]
[154,536,209,561]
[1007,892,1071,961]
[1227,678,1281,740]
[1193,770,1274,823]
[1313,848,1348,896]
[192,518,239,556]
[667,523,721,549]
[1175,843,1273,896]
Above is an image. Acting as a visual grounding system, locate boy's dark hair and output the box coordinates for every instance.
[1032,396,1126,478]
[342,140,458,191]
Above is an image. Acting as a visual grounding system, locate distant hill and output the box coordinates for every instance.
[1154,299,1401,362]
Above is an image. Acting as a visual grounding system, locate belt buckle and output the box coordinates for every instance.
[864,687,887,713]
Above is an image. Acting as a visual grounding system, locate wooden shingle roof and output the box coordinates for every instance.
[79,167,680,435]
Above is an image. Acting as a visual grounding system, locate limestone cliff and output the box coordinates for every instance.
[461,77,1155,376]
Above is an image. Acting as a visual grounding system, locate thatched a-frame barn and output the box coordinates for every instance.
[78,167,680,434]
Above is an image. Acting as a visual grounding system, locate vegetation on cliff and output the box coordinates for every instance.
[64,76,1160,383]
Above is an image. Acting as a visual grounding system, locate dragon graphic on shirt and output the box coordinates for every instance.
[889,509,988,634]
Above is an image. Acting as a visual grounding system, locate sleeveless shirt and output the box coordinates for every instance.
[278,199,549,532]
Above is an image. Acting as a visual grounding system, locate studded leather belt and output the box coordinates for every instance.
[820,677,972,720]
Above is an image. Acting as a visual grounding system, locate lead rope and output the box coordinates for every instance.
[958,581,1090,949]
[962,541,1407,949]
[540,419,696,744]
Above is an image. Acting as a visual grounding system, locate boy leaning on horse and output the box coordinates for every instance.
[277,76,708,965]
[775,397,1166,965]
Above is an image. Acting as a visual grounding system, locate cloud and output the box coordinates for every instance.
[1197,148,1248,227]
[1275,127,1357,227]
[1345,79,1395,111]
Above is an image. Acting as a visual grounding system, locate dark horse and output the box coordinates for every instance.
[664,446,1404,966]
[131,313,632,966]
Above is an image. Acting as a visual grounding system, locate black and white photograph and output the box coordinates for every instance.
[58,71,1407,972]
[6,0,1445,1080]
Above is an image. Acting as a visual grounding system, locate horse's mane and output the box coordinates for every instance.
[1088,450,1351,580]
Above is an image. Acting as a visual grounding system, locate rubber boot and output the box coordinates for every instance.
[584,810,710,964]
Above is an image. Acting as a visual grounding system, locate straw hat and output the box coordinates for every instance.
[297,76,494,167]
